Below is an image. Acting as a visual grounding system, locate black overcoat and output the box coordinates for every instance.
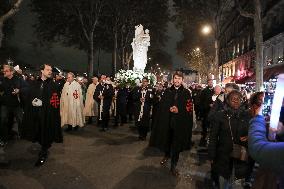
[149,85,193,153]
[94,83,114,113]
[132,86,153,122]
[116,87,128,116]
[208,108,250,179]
[22,78,63,145]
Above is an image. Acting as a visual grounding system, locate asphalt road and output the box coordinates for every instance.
[0,122,213,189]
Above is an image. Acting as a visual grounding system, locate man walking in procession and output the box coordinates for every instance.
[94,75,114,132]
[84,76,99,124]
[150,71,193,176]
[132,77,153,141]
[22,64,63,167]
[60,72,85,131]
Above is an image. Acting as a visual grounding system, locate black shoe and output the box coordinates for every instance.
[35,151,48,167]
[0,140,7,147]
[199,138,207,147]
[138,136,146,141]
[0,159,11,168]
[73,126,79,131]
[87,117,93,124]
[64,125,72,132]
[99,128,106,132]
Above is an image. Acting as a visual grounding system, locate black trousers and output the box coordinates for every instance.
[98,106,110,129]
[0,106,23,142]
[201,114,210,139]
[102,111,110,129]
[165,128,180,169]
[114,113,127,126]
[135,115,150,138]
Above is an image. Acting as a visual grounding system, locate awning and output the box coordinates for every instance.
[235,74,255,84]
[264,64,284,80]
[222,76,235,84]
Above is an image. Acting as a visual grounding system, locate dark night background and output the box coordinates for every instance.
[5,0,185,74]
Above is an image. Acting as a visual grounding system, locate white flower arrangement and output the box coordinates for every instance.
[115,69,156,87]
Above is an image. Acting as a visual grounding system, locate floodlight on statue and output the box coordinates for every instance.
[270,74,284,129]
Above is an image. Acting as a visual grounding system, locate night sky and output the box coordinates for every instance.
[9,0,184,74]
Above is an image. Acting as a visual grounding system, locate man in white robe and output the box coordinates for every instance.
[83,77,98,124]
[60,72,85,131]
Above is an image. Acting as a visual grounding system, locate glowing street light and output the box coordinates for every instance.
[195,47,200,52]
[201,25,212,35]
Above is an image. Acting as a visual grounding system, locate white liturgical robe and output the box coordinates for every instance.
[83,83,98,117]
[60,80,85,127]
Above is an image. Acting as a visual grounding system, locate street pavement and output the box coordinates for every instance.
[0,121,214,189]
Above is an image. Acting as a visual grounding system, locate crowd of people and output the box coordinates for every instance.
[0,63,283,189]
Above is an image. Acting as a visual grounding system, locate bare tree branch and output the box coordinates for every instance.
[0,0,24,23]
[74,6,90,41]
[235,0,254,19]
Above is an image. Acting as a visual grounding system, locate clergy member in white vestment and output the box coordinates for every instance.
[60,72,85,131]
[84,77,98,124]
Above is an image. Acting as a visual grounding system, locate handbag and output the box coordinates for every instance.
[227,115,248,161]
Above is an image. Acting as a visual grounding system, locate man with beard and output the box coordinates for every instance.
[22,64,63,167]
[94,75,114,132]
[149,71,193,176]
[132,77,153,140]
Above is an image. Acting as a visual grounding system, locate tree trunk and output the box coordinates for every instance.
[0,22,3,48]
[88,34,94,78]
[0,0,24,49]
[97,47,101,75]
[122,47,125,69]
[125,51,133,70]
[113,30,118,75]
[215,39,220,82]
[254,0,263,91]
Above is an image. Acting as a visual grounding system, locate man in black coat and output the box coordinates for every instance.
[113,85,128,127]
[0,65,28,142]
[149,71,193,176]
[199,79,214,146]
[94,75,114,132]
[132,77,153,140]
[22,64,63,167]
[151,83,164,128]
[126,85,134,122]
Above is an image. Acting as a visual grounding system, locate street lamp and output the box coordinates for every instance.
[201,24,221,83]
[201,25,212,35]
[195,47,200,52]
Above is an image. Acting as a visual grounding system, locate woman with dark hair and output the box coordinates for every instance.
[248,92,284,189]
[208,90,251,189]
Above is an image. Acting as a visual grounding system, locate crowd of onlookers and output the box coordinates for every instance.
[1,63,284,188]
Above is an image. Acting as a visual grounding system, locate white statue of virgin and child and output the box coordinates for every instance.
[131,24,150,73]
